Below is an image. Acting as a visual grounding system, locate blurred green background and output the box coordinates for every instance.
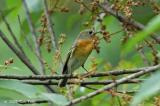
[0,0,160,106]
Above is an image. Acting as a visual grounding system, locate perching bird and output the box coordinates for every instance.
[59,29,97,87]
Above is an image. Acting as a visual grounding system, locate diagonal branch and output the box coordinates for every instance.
[17,15,34,52]
[0,11,28,60]
[22,0,57,93]
[65,64,160,106]
[43,0,63,65]
[43,0,59,51]
[0,30,39,74]
[0,30,55,93]
[99,0,160,44]
[22,0,45,74]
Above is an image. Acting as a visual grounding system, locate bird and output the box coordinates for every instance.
[59,29,97,87]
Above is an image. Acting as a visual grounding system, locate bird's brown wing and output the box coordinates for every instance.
[59,35,79,87]
[62,43,78,73]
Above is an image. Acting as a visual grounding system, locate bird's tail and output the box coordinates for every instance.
[59,52,71,87]
[58,65,69,87]
[58,77,68,87]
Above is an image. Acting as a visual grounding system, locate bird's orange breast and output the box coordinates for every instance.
[73,39,94,57]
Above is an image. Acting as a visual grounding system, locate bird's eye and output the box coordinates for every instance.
[89,30,93,35]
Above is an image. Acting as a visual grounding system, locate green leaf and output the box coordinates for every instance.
[0,102,18,106]
[123,14,160,54]
[41,93,69,105]
[0,80,39,98]
[131,71,160,106]
[0,98,19,106]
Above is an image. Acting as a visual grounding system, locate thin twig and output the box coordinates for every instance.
[81,1,92,12]
[65,64,160,106]
[0,11,28,59]
[22,0,45,74]
[43,0,59,50]
[17,15,34,51]
[99,0,160,44]
[99,29,124,40]
[43,0,63,65]
[137,47,151,65]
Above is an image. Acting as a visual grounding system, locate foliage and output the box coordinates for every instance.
[0,0,160,106]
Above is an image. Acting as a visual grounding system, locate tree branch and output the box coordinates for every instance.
[0,68,146,80]
[22,0,45,74]
[0,11,28,60]
[43,0,63,65]
[99,0,160,44]
[22,0,58,93]
[43,0,59,52]
[0,31,39,75]
[65,64,160,106]
[17,15,34,52]
[0,29,56,93]
[22,79,142,85]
